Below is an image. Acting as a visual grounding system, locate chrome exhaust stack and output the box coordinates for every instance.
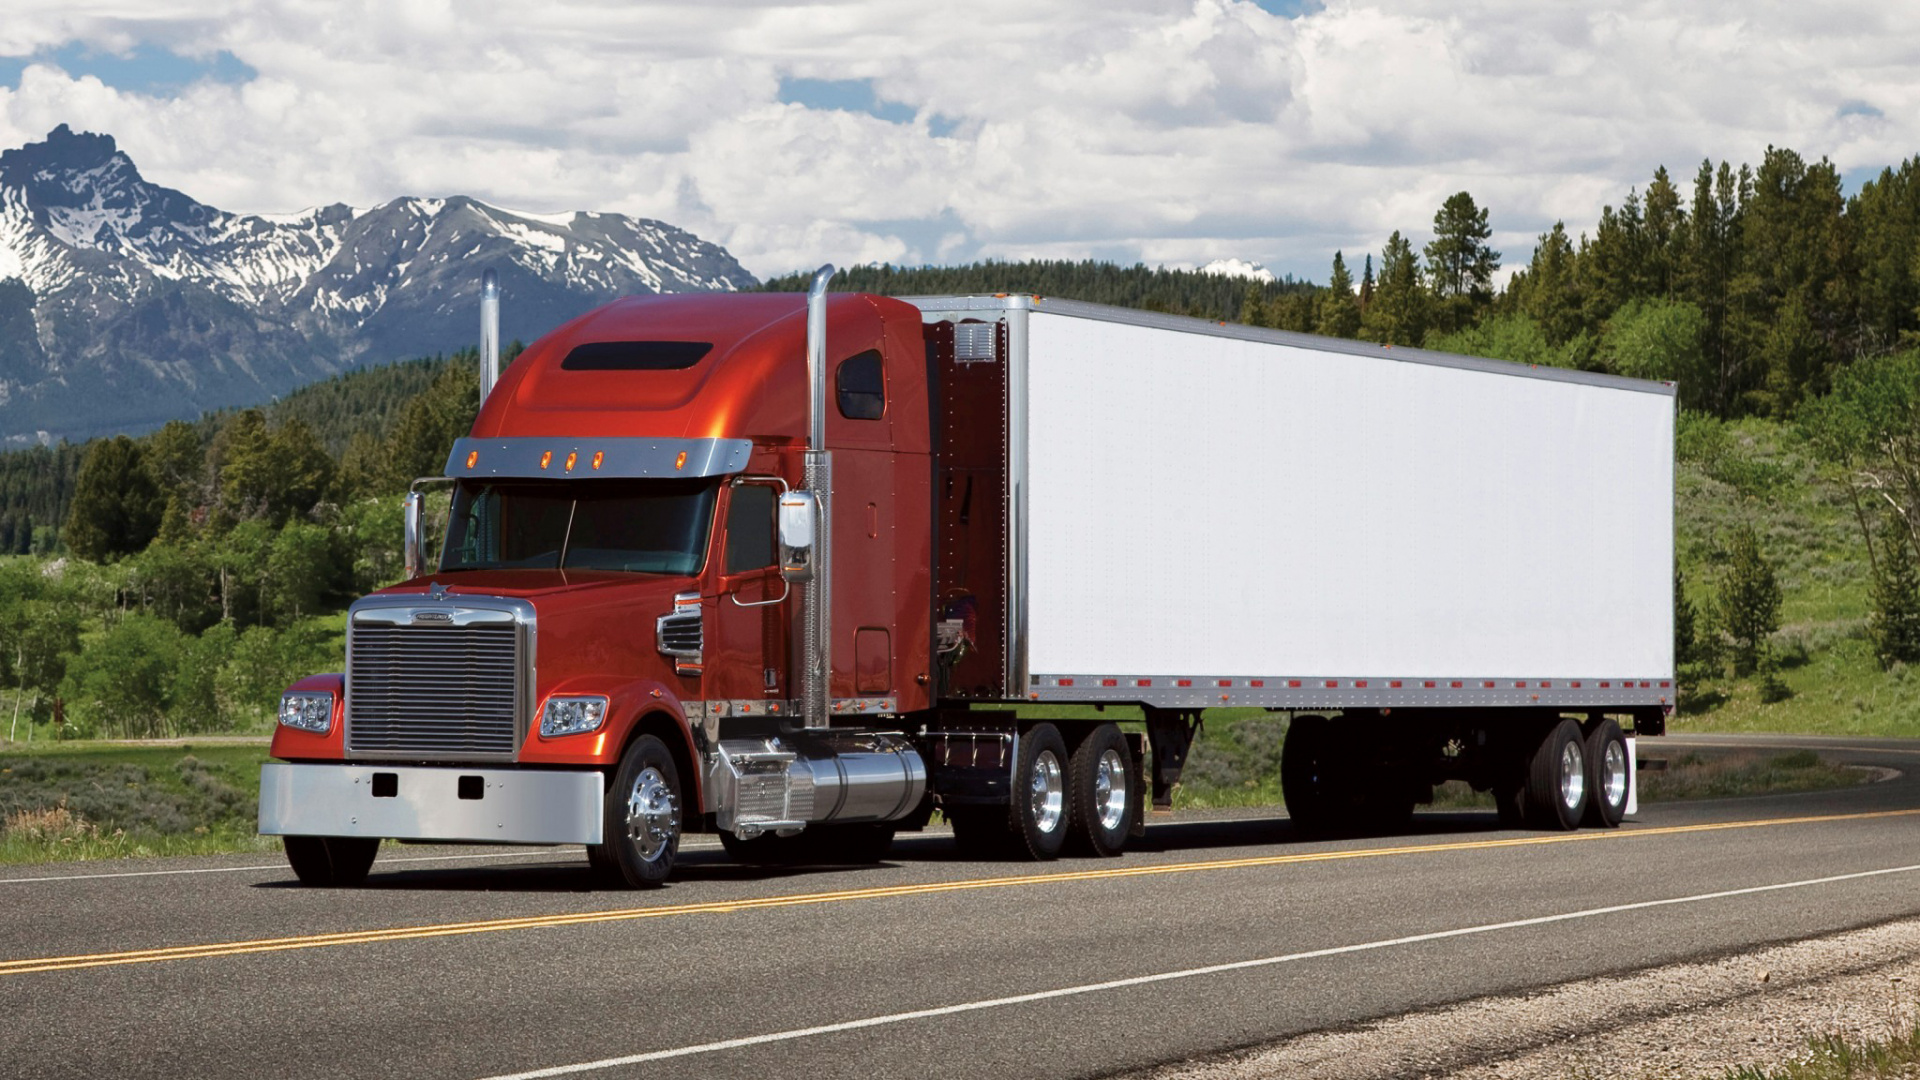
[479,269,500,402]
[800,263,834,730]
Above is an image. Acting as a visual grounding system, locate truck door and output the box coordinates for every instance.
[709,477,788,708]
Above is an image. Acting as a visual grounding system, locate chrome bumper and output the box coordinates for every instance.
[258,763,604,845]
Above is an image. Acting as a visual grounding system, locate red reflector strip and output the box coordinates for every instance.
[1250,679,1265,688]
[1483,681,1495,688]
[1389,680,1402,688]
[1058,678,1074,687]
[1571,681,1582,688]
[1325,680,1339,689]
[1217,680,1233,687]
[1640,681,1651,688]
[1136,679,1152,687]
[1101,679,1118,687]
[1176,679,1192,687]
[1540,681,1552,688]
[1355,680,1369,688]
[1424,681,1437,688]
[1513,681,1526,689]
[1601,681,1611,688]
[1450,681,1463,688]
[1660,681,1671,688]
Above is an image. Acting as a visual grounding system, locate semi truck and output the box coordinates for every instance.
[258,266,1675,887]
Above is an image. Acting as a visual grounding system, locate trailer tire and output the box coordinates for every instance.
[1521,719,1589,831]
[1067,723,1134,857]
[591,734,682,888]
[283,836,379,887]
[1010,723,1070,860]
[1282,716,1341,834]
[1582,719,1630,828]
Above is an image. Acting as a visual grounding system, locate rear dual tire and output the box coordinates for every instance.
[948,722,1137,860]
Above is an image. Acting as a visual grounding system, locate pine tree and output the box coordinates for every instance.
[1719,525,1782,676]
[1361,231,1428,346]
[1315,251,1361,338]
[1425,192,1500,332]
[1870,513,1920,668]
[64,436,163,562]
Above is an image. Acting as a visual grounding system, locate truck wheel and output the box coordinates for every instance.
[1521,719,1589,830]
[1582,719,1630,828]
[1067,723,1134,857]
[1282,716,1340,834]
[283,836,379,887]
[591,734,682,888]
[1010,723,1070,860]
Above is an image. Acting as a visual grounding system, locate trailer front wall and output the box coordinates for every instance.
[1024,311,1674,686]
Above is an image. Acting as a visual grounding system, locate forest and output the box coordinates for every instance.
[8,143,1920,740]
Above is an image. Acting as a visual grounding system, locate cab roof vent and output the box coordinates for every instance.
[560,341,712,371]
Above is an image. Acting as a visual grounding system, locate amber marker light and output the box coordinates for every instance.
[565,452,578,473]
[674,451,688,471]
[592,451,604,470]
[540,451,553,470]
[465,450,479,469]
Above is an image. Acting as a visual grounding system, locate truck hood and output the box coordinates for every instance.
[375,569,694,603]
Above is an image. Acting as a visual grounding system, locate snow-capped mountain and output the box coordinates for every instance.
[1198,257,1276,283]
[0,125,757,443]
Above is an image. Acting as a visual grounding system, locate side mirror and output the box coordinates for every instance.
[403,490,427,580]
[778,490,818,583]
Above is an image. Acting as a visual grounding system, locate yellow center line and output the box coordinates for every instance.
[6,806,1917,977]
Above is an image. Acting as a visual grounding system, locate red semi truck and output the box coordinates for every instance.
[259,267,1675,887]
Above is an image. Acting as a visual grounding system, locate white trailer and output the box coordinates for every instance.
[909,295,1672,838]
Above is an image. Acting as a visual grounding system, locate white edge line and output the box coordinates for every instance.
[475,863,1920,1080]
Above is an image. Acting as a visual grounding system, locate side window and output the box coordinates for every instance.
[724,483,777,574]
[836,350,885,420]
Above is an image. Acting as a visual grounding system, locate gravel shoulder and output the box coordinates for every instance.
[1124,917,1920,1080]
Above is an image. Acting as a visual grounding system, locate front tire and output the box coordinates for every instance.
[590,734,682,888]
[283,836,379,887]
[1067,724,1134,857]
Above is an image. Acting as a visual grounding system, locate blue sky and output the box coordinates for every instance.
[0,1,1911,282]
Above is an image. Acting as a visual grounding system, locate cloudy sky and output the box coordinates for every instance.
[1,1,1915,284]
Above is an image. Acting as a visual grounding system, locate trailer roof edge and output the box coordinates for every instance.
[901,294,1679,399]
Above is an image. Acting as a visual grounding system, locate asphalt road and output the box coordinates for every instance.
[4,733,1920,1080]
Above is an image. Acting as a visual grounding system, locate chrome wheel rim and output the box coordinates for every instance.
[625,766,679,863]
[1559,740,1586,810]
[1094,748,1127,832]
[1601,740,1627,808]
[1030,750,1064,834]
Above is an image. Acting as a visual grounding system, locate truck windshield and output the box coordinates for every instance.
[440,478,718,575]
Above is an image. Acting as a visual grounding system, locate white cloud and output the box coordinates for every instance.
[3,0,1920,283]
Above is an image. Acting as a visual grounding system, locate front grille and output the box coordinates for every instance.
[347,622,520,758]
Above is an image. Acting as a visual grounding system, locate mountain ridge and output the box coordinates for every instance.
[0,124,756,444]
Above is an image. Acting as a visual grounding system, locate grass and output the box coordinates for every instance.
[1726,1026,1920,1079]
[0,742,277,864]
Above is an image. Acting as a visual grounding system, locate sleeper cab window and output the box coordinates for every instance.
[836,350,885,420]
[724,483,777,574]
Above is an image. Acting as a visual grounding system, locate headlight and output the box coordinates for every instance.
[278,692,334,734]
[540,696,608,738]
